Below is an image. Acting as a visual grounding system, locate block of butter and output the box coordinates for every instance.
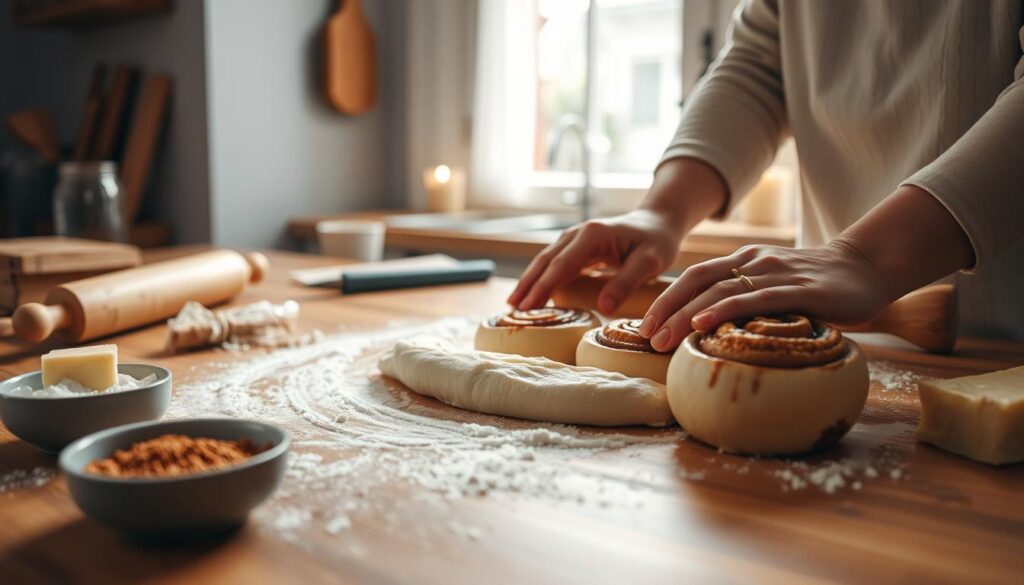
[41,344,119,391]
[915,366,1024,465]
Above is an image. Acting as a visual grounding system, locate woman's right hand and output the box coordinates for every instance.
[507,158,729,315]
[507,209,684,314]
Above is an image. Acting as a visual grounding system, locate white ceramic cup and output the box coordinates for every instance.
[316,220,385,262]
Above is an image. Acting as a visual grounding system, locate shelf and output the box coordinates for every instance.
[11,0,172,29]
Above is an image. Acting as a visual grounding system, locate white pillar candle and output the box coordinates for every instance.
[423,165,467,213]
[738,166,794,227]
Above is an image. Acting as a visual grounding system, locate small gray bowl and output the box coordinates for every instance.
[60,418,289,538]
[0,364,171,454]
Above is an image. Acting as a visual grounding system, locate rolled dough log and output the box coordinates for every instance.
[379,337,674,427]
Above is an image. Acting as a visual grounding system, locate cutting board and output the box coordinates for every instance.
[324,0,376,114]
[0,237,141,314]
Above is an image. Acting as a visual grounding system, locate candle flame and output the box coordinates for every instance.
[433,165,452,184]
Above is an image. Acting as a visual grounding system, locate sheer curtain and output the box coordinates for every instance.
[468,0,538,207]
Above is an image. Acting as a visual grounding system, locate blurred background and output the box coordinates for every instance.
[0,0,797,265]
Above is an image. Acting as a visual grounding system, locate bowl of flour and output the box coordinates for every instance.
[0,364,171,453]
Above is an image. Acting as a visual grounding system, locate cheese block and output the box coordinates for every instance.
[41,344,118,390]
[915,366,1024,465]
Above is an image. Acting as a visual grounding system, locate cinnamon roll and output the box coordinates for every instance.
[667,315,869,455]
[576,319,671,383]
[475,307,599,365]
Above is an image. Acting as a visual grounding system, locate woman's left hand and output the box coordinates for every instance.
[638,238,894,352]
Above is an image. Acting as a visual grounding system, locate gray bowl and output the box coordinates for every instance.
[60,418,289,538]
[0,364,171,454]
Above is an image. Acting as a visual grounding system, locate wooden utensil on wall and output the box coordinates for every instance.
[73,65,107,161]
[5,109,60,164]
[90,64,134,160]
[324,0,376,114]
[120,73,172,220]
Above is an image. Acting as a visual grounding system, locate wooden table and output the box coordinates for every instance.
[1,249,1022,584]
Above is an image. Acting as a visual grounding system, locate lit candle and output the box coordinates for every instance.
[422,165,467,213]
[738,166,794,227]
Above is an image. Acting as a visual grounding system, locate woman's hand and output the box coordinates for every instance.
[638,239,893,352]
[508,158,729,314]
[638,185,976,352]
[507,209,684,314]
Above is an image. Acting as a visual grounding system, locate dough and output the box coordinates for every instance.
[575,320,671,383]
[667,322,868,455]
[474,307,599,365]
[379,336,673,427]
[915,366,1024,465]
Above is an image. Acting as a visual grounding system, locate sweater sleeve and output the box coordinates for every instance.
[659,0,787,217]
[901,25,1024,269]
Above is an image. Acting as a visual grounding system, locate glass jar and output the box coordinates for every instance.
[53,162,127,242]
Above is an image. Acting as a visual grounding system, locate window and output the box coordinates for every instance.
[468,0,733,213]
[631,61,662,127]
[525,0,702,213]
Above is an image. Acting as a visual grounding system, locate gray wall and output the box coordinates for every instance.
[204,0,407,249]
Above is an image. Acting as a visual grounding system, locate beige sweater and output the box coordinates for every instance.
[662,0,1024,340]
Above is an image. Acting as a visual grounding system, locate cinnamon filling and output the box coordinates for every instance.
[699,315,846,367]
[595,319,661,353]
[492,307,592,328]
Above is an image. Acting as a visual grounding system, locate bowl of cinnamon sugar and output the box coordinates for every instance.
[59,418,289,538]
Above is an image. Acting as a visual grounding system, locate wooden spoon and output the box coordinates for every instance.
[324,0,376,115]
[552,271,959,353]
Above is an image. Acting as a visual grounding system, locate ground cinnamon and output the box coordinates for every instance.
[85,434,266,478]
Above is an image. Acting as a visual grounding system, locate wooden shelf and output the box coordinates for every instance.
[11,0,172,29]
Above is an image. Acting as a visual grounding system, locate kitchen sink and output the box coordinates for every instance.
[384,211,578,235]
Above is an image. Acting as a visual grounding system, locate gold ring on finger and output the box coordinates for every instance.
[732,268,755,292]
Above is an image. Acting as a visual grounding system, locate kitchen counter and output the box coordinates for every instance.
[288,211,797,269]
[1,248,1022,584]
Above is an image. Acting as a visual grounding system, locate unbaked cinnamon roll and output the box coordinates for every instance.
[475,307,599,364]
[576,319,671,383]
[699,315,846,367]
[666,314,869,455]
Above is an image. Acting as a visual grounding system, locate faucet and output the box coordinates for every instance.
[547,112,592,221]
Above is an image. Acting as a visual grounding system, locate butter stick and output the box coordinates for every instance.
[915,366,1024,465]
[41,344,119,390]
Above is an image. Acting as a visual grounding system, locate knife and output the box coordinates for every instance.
[340,259,496,294]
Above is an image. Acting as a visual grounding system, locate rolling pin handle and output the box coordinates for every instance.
[244,252,270,284]
[12,303,70,343]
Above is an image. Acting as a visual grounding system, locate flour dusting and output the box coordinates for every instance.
[162,317,915,546]
[167,318,681,544]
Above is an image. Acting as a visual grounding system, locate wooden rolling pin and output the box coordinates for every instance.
[552,270,958,353]
[1,250,269,344]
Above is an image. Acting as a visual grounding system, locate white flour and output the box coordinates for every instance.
[2,373,158,398]
[0,466,55,493]
[161,317,919,545]
[168,318,682,544]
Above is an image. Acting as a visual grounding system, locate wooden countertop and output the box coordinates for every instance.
[287,210,797,269]
[1,248,1022,584]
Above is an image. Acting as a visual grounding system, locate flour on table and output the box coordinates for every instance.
[168,317,682,546]
[166,316,914,549]
[0,466,55,493]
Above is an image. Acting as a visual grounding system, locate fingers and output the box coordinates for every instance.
[518,226,611,310]
[507,230,575,307]
[597,248,665,314]
[639,252,749,339]
[646,275,773,351]
[691,286,809,332]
